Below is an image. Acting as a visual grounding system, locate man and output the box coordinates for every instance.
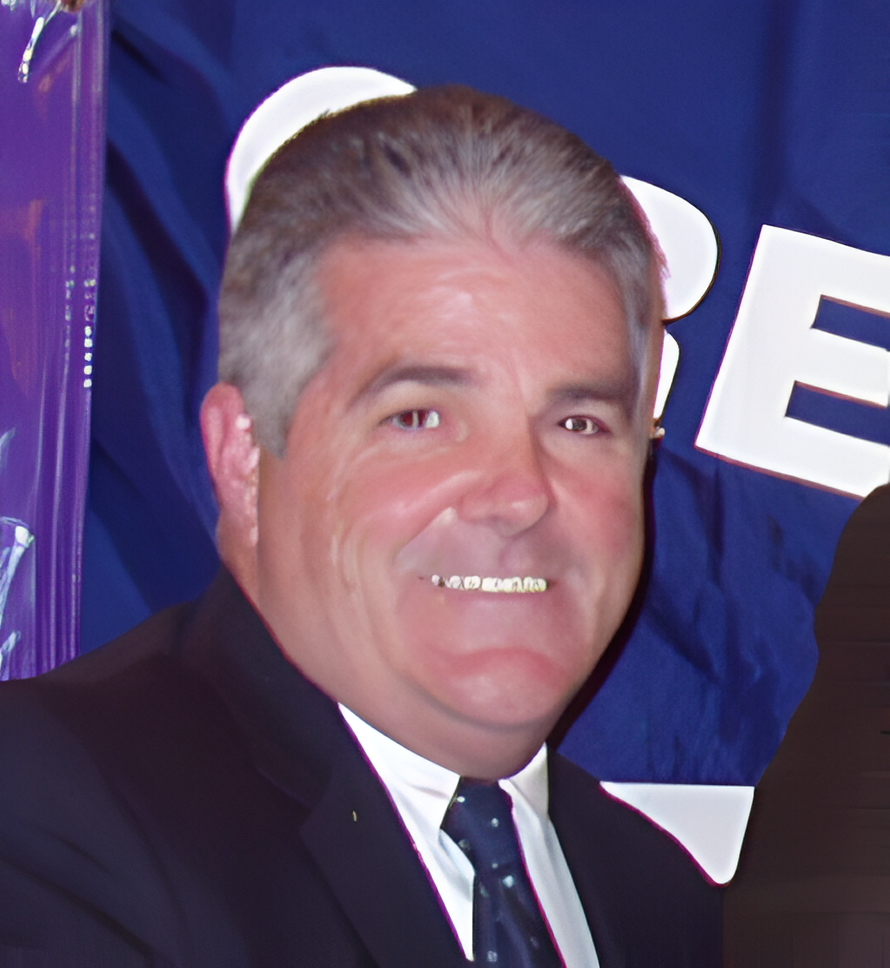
[0,72,721,966]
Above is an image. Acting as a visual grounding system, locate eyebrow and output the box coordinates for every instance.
[349,363,475,409]
[548,377,640,413]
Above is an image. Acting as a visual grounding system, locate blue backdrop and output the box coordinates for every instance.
[81,0,890,784]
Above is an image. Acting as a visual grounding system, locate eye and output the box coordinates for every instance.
[389,409,441,431]
[559,416,600,435]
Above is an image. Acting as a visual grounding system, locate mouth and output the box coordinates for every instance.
[429,574,548,593]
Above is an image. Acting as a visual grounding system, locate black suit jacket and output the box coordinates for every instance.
[0,570,721,966]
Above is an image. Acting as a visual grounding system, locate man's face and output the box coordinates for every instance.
[250,237,657,772]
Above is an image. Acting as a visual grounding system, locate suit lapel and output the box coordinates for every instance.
[183,571,468,968]
[300,739,468,968]
[548,753,626,968]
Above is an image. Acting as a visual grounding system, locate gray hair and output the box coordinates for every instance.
[218,84,663,456]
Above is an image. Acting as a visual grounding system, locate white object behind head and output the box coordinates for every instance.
[622,177,718,321]
[226,67,415,235]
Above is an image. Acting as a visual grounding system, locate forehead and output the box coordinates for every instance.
[310,236,639,404]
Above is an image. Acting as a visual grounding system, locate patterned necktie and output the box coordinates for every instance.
[442,779,563,967]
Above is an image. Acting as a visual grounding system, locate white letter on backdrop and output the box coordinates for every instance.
[696,226,890,498]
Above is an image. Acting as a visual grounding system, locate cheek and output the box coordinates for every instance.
[567,465,646,589]
[256,474,314,596]
[330,451,470,570]
[257,441,349,594]
[600,481,644,553]
[575,451,642,521]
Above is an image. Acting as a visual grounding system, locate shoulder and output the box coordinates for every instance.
[0,597,230,806]
[0,596,198,782]
[0,599,249,962]
[0,591,268,827]
[549,753,696,870]
[549,752,723,967]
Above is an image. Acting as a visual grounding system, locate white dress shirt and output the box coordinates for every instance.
[340,705,599,966]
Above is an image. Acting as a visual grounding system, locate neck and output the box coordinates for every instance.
[341,697,555,781]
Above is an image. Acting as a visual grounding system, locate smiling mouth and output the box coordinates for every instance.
[430,574,548,593]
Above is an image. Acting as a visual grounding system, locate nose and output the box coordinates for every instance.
[455,429,553,537]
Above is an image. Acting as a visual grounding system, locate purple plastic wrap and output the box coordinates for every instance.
[0,0,107,678]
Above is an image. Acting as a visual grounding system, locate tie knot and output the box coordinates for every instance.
[442,779,521,879]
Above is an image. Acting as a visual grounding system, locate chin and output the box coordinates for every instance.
[425,646,584,731]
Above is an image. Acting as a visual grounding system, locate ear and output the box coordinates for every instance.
[201,383,261,588]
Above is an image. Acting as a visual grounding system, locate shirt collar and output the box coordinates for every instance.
[338,704,549,826]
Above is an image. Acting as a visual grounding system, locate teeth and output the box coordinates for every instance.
[431,574,548,593]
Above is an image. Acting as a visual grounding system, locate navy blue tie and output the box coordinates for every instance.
[442,779,563,967]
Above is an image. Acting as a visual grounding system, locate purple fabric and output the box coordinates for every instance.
[0,0,107,679]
